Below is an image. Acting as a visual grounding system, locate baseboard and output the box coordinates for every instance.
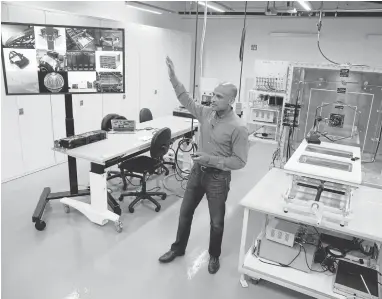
[1,161,67,184]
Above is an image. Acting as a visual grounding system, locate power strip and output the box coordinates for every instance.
[265,219,301,247]
[266,227,295,247]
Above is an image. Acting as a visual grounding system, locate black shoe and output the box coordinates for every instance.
[208,256,220,274]
[158,250,184,263]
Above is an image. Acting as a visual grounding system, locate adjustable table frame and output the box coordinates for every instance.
[32,94,124,231]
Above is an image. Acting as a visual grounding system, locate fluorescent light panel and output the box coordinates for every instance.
[269,32,316,37]
[126,2,162,14]
[198,1,225,13]
[297,0,312,11]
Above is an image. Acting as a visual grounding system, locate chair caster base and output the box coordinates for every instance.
[35,220,46,231]
[63,204,70,213]
[115,220,123,233]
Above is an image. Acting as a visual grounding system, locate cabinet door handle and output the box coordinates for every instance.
[19,108,24,115]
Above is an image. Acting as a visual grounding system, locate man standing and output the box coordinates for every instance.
[159,57,249,274]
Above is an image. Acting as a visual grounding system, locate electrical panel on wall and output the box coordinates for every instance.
[254,60,289,92]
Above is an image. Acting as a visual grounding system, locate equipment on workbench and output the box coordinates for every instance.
[255,218,320,273]
[101,113,125,131]
[55,130,107,149]
[280,64,382,168]
[111,119,135,132]
[333,259,380,299]
[305,101,361,145]
[283,139,362,227]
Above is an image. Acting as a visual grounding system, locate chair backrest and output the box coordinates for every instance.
[150,128,171,160]
[101,114,126,131]
[139,108,153,123]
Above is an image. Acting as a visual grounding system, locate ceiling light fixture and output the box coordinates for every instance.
[269,32,316,38]
[297,0,312,11]
[125,1,163,14]
[198,1,225,13]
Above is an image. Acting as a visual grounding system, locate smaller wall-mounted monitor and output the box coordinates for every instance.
[1,22,125,95]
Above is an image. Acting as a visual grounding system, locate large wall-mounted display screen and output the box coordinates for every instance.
[1,22,125,95]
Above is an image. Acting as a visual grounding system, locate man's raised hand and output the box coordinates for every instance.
[166,56,176,79]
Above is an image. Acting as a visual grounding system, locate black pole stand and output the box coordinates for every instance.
[32,94,121,231]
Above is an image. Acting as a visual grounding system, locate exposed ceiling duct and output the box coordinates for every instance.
[131,1,382,17]
[170,1,382,18]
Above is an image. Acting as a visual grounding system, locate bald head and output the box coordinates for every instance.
[214,82,238,101]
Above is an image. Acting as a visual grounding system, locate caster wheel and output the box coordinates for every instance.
[155,206,161,212]
[251,278,260,285]
[129,207,134,213]
[35,220,46,231]
[161,194,167,200]
[340,223,344,227]
[118,196,124,202]
[63,204,70,213]
[115,220,123,233]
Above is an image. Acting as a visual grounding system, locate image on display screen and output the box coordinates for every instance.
[1,22,125,95]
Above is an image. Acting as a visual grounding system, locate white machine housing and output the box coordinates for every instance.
[283,140,361,226]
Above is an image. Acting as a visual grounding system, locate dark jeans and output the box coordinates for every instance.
[171,164,231,258]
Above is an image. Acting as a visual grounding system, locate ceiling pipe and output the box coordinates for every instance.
[179,11,382,18]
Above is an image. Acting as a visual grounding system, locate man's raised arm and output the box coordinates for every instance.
[166,56,208,121]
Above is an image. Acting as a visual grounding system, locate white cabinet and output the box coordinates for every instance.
[16,95,56,174]
[102,94,125,118]
[125,25,141,122]
[138,28,163,118]
[73,94,103,134]
[1,95,24,181]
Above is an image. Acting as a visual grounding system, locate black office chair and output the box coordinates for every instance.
[101,114,141,184]
[118,127,171,213]
[139,108,153,123]
[139,108,176,171]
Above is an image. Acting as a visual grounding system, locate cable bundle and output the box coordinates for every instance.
[162,137,198,194]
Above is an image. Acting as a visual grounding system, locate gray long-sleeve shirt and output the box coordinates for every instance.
[171,77,249,171]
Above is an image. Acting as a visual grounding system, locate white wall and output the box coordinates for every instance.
[1,2,192,182]
[183,17,382,98]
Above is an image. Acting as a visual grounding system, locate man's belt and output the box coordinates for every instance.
[200,165,223,173]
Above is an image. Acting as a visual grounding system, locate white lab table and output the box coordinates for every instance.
[63,116,196,164]
[33,115,197,232]
[238,168,382,298]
